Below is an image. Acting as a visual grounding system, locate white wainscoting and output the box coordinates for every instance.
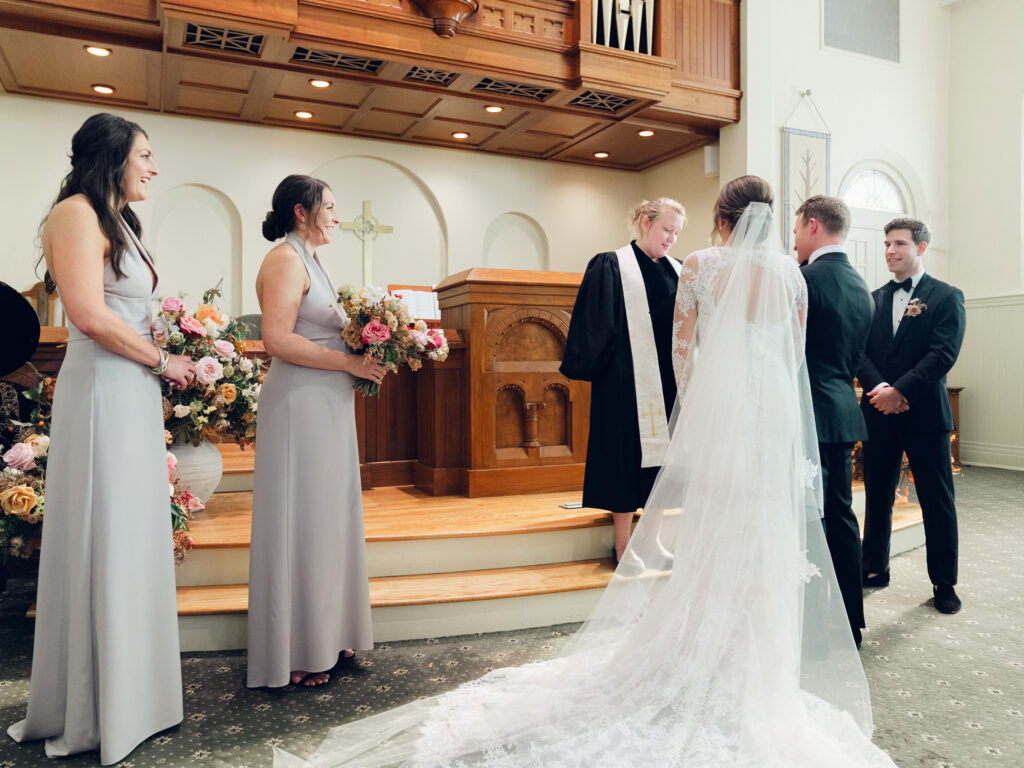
[952,294,1024,470]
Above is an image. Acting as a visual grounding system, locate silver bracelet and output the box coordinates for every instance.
[149,347,170,375]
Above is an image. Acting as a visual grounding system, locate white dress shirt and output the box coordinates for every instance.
[892,268,925,335]
[807,244,844,264]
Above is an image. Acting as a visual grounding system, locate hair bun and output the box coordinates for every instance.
[261,210,284,241]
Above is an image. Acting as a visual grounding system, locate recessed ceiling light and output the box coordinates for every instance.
[85,46,111,57]
[593,151,609,159]
[91,84,115,95]
[638,129,655,137]
[294,110,314,119]
[451,131,470,140]
[484,105,503,113]
[309,79,331,88]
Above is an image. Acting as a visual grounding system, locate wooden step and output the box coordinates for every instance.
[187,486,600,550]
[175,558,615,616]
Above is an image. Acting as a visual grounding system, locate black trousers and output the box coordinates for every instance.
[819,442,864,632]
[861,429,958,588]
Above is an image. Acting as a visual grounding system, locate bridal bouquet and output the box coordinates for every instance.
[336,284,449,397]
[153,286,265,448]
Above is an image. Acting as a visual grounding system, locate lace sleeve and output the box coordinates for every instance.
[672,252,700,399]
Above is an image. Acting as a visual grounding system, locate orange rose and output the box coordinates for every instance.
[218,383,237,403]
[0,485,38,516]
[196,303,225,326]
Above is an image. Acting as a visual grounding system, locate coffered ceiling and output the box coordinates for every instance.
[0,0,741,170]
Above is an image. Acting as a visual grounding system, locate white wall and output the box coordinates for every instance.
[946,0,1024,469]
[721,0,951,274]
[641,146,722,259]
[0,94,694,314]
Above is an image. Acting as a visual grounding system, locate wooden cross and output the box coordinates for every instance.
[640,402,664,437]
[341,200,394,284]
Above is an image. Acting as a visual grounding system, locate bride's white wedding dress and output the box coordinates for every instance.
[276,205,897,768]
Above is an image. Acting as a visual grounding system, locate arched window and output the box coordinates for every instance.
[841,170,905,212]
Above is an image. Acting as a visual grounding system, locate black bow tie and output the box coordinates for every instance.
[889,277,913,293]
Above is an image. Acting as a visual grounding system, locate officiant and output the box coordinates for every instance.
[560,198,686,564]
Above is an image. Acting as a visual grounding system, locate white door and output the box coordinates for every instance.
[846,208,897,292]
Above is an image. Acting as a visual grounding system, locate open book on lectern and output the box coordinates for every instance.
[388,284,441,321]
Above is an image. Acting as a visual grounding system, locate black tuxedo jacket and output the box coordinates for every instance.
[857,273,966,434]
[800,251,874,443]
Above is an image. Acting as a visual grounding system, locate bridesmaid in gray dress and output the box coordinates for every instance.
[8,114,194,764]
[247,175,384,688]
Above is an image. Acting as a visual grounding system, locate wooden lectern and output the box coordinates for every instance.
[422,268,589,497]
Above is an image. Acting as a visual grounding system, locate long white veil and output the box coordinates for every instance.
[276,204,893,768]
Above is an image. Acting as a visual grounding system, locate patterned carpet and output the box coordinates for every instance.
[0,466,1020,768]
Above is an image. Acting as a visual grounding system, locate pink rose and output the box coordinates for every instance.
[361,319,392,345]
[166,452,177,482]
[426,330,444,350]
[179,491,205,512]
[194,356,224,384]
[161,296,185,314]
[3,443,36,471]
[409,329,428,349]
[179,314,207,337]
[214,339,236,359]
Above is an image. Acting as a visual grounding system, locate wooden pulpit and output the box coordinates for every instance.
[428,268,588,497]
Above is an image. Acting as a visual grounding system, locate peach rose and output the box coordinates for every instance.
[3,442,36,471]
[0,485,38,516]
[218,383,237,403]
[196,303,225,326]
[179,314,207,337]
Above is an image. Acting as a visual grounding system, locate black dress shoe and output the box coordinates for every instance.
[863,571,890,588]
[933,585,962,614]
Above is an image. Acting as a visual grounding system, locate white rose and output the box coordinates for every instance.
[238,357,253,374]
[173,404,192,418]
[202,317,221,338]
[25,434,50,458]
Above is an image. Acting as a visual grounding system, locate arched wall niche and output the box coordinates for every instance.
[482,212,549,271]
[150,184,243,314]
[311,155,448,289]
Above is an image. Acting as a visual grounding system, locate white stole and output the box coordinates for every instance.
[616,244,682,468]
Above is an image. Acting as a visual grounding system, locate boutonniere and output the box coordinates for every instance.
[904,298,927,318]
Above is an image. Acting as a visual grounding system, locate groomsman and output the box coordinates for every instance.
[858,218,966,614]
[794,195,873,647]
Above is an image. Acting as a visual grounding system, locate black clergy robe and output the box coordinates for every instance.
[560,242,680,513]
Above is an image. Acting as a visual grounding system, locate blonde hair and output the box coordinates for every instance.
[628,197,686,238]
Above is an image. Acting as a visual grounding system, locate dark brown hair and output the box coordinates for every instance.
[884,217,931,245]
[262,174,330,241]
[38,112,148,291]
[713,175,774,241]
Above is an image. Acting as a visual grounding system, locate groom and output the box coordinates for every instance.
[794,195,873,647]
[858,218,966,614]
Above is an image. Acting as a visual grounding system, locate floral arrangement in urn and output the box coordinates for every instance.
[0,375,52,563]
[336,284,449,396]
[153,285,265,448]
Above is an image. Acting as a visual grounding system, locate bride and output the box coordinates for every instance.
[275,176,897,768]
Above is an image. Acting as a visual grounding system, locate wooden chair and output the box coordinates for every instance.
[20,281,66,327]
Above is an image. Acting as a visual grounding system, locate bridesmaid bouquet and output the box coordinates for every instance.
[335,284,450,397]
[153,286,265,448]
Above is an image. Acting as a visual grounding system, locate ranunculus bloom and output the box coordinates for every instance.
[0,485,37,516]
[172,404,192,418]
[194,356,224,384]
[3,442,36,471]
[361,319,392,344]
[214,339,236,359]
[152,316,171,344]
[196,303,225,326]
[218,383,237,403]
[161,296,185,314]
[24,434,49,458]
[179,314,207,337]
